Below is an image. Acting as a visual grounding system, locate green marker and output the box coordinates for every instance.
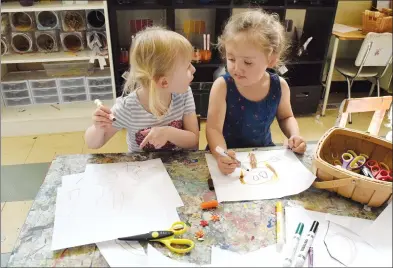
[283,222,304,267]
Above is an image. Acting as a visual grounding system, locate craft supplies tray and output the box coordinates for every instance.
[312,127,392,207]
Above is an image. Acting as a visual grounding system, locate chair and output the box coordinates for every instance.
[334,32,393,123]
[335,96,392,136]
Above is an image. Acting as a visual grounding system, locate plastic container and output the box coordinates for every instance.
[35,30,59,52]
[31,87,59,97]
[2,89,30,98]
[29,78,57,89]
[57,77,85,87]
[86,10,105,30]
[10,12,36,31]
[11,32,35,54]
[43,61,93,77]
[1,81,29,91]
[35,11,60,30]
[62,93,87,103]
[90,92,113,101]
[88,85,112,94]
[60,86,86,95]
[1,35,10,56]
[86,31,107,55]
[61,10,86,32]
[34,95,60,104]
[87,76,112,87]
[60,31,85,52]
[4,97,32,106]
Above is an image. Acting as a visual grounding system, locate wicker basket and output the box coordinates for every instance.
[312,127,392,207]
[362,10,392,34]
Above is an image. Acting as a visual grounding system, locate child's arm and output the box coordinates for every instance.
[84,105,119,149]
[139,88,199,150]
[276,78,306,154]
[206,77,238,174]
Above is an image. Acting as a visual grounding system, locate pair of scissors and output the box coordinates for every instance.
[341,151,367,172]
[117,222,195,254]
[365,160,392,182]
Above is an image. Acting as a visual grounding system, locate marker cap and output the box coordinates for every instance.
[296,222,304,235]
[309,221,319,233]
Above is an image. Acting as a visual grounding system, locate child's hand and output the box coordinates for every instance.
[217,150,238,175]
[92,105,114,130]
[140,127,169,149]
[288,135,306,154]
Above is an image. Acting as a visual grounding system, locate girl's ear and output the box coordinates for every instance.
[268,54,278,68]
[156,76,169,89]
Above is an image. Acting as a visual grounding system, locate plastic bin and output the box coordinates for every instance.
[34,95,60,104]
[86,76,112,87]
[1,81,29,91]
[43,61,93,77]
[62,93,87,103]
[88,85,112,94]
[2,90,30,99]
[31,87,59,97]
[5,97,32,106]
[57,77,85,87]
[60,86,86,95]
[29,78,57,89]
[90,92,113,101]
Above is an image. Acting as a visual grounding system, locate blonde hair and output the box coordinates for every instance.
[124,26,193,118]
[217,9,289,70]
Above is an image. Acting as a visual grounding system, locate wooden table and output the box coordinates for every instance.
[7,145,384,267]
[321,25,366,116]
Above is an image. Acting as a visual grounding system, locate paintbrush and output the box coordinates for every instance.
[215,146,250,172]
[94,99,116,121]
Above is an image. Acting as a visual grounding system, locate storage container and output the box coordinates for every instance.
[60,86,86,95]
[43,61,93,77]
[57,77,85,87]
[2,89,30,99]
[90,92,113,101]
[34,95,60,104]
[5,97,32,106]
[62,93,87,103]
[88,85,112,94]
[29,78,57,89]
[312,127,392,208]
[31,87,59,97]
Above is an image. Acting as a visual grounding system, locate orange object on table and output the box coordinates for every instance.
[200,200,218,209]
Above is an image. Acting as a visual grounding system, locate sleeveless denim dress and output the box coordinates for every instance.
[222,71,281,149]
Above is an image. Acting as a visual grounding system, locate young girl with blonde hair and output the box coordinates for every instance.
[207,10,306,175]
[85,27,199,152]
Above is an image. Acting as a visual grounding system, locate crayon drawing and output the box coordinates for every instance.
[205,149,315,202]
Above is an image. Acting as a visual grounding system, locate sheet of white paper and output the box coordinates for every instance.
[285,207,391,267]
[147,244,197,267]
[325,213,372,236]
[52,159,183,250]
[333,24,359,33]
[61,173,84,188]
[211,245,282,267]
[361,202,392,265]
[206,150,315,202]
[96,240,147,267]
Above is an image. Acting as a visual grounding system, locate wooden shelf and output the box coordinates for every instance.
[1,50,108,64]
[0,1,105,13]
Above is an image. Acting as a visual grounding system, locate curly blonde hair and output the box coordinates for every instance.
[124,26,193,118]
[217,9,289,70]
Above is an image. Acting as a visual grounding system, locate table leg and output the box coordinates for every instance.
[321,36,339,116]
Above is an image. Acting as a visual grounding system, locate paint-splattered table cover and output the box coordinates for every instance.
[8,145,385,267]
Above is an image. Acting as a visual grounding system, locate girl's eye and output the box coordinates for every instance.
[228,58,235,62]
[245,61,253,66]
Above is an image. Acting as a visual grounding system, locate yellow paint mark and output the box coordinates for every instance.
[243,204,248,209]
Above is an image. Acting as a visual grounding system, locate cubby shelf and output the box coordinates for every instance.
[108,0,339,115]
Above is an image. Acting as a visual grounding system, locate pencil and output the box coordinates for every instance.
[94,99,116,122]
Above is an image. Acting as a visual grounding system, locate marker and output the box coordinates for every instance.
[276,202,285,252]
[295,221,319,267]
[94,99,116,121]
[282,222,304,267]
[308,247,314,267]
[215,146,250,172]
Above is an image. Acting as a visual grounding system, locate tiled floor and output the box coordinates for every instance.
[0,96,391,266]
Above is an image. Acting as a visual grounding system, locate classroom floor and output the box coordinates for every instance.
[0,92,391,266]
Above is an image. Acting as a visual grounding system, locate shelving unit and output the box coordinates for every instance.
[107,0,338,117]
[1,1,116,137]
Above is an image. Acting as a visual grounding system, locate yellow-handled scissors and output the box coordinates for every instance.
[117,222,195,254]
